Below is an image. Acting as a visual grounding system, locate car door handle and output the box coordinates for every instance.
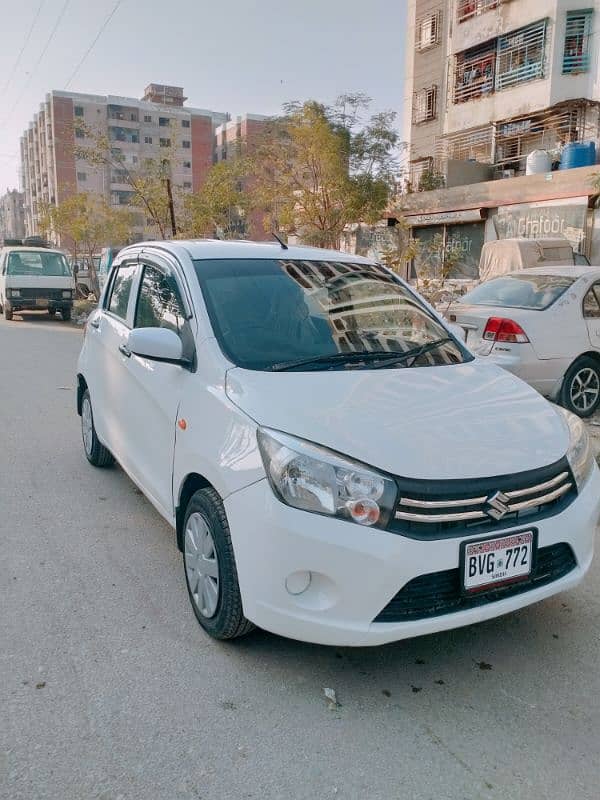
[118,344,131,358]
[89,318,100,329]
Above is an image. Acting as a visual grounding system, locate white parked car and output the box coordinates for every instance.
[0,245,75,321]
[447,267,600,417]
[76,241,600,646]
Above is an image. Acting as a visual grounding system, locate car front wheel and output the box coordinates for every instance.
[561,357,600,417]
[183,487,254,640]
[81,389,114,467]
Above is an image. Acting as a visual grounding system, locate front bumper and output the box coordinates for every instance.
[224,466,600,646]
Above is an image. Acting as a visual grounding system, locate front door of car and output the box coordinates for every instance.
[582,282,600,350]
[119,259,196,519]
[85,259,140,462]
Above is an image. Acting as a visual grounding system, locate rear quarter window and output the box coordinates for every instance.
[460,274,574,310]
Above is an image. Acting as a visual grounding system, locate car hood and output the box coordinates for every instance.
[225,362,569,480]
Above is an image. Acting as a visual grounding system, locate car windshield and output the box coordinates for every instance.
[6,250,71,277]
[460,273,575,310]
[193,258,468,371]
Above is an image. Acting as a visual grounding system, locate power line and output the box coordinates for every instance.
[1,0,72,127]
[0,0,46,98]
[64,0,125,90]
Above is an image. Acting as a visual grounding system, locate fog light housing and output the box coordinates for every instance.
[285,571,312,596]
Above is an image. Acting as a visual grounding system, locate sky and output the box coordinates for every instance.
[0,0,408,193]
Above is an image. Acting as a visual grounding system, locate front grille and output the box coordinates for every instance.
[373,543,577,623]
[14,288,66,300]
[390,457,575,539]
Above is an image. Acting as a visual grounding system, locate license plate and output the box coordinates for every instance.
[461,531,535,593]
[35,298,48,307]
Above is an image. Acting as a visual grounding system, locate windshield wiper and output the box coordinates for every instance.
[369,337,454,369]
[268,350,416,372]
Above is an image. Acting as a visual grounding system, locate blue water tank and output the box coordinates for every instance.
[560,141,596,170]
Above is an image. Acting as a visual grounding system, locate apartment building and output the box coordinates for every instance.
[401,0,600,275]
[0,190,25,241]
[20,84,228,238]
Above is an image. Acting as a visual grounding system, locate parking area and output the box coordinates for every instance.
[1,313,599,800]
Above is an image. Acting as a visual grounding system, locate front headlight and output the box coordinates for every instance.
[556,407,595,490]
[257,427,397,528]
[62,290,72,298]
[8,289,20,298]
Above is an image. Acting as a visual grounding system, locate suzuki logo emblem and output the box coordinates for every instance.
[485,491,510,520]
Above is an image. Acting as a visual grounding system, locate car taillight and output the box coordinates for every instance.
[483,317,529,344]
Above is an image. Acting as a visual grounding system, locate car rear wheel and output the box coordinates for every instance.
[183,487,254,640]
[81,389,114,467]
[561,357,600,417]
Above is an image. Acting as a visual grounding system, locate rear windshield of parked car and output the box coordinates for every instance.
[6,250,71,277]
[460,274,575,310]
[193,258,469,371]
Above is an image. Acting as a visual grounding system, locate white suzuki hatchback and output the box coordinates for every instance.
[77,241,600,646]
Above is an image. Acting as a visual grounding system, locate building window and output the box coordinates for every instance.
[495,19,547,91]
[144,114,152,123]
[183,160,191,168]
[74,105,84,117]
[159,117,170,127]
[182,140,191,149]
[457,0,498,24]
[182,119,190,128]
[159,138,171,147]
[453,19,547,103]
[183,181,192,189]
[77,172,87,181]
[563,10,593,74]
[144,136,153,144]
[412,86,438,123]
[454,41,496,102]
[415,10,442,51]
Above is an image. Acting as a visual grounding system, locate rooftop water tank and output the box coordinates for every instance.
[560,141,596,170]
[526,149,551,175]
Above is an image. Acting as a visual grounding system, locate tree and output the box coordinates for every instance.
[73,121,180,238]
[250,96,401,248]
[39,193,134,295]
[179,160,251,239]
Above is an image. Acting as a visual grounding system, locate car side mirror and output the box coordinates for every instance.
[128,327,187,365]
[447,322,467,342]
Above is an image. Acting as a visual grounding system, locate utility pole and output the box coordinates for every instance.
[166,177,177,238]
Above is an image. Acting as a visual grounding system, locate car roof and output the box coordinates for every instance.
[0,246,65,255]
[514,265,600,279]
[123,238,376,265]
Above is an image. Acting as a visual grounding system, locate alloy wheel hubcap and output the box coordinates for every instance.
[570,368,600,412]
[184,513,220,618]
[82,398,93,456]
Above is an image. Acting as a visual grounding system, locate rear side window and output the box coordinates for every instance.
[134,264,186,334]
[107,263,137,321]
[460,274,575,310]
[583,285,600,319]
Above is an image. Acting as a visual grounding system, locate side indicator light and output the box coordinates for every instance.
[178,419,187,431]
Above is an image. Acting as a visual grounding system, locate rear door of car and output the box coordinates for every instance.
[85,257,141,461]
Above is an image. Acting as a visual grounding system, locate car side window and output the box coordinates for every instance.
[134,264,186,334]
[107,263,137,322]
[583,285,600,319]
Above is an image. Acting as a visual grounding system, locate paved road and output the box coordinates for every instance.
[2,311,599,800]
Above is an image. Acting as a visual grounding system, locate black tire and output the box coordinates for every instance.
[561,356,600,417]
[4,303,13,321]
[183,487,254,640]
[62,306,72,321]
[48,308,56,317]
[81,389,114,467]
